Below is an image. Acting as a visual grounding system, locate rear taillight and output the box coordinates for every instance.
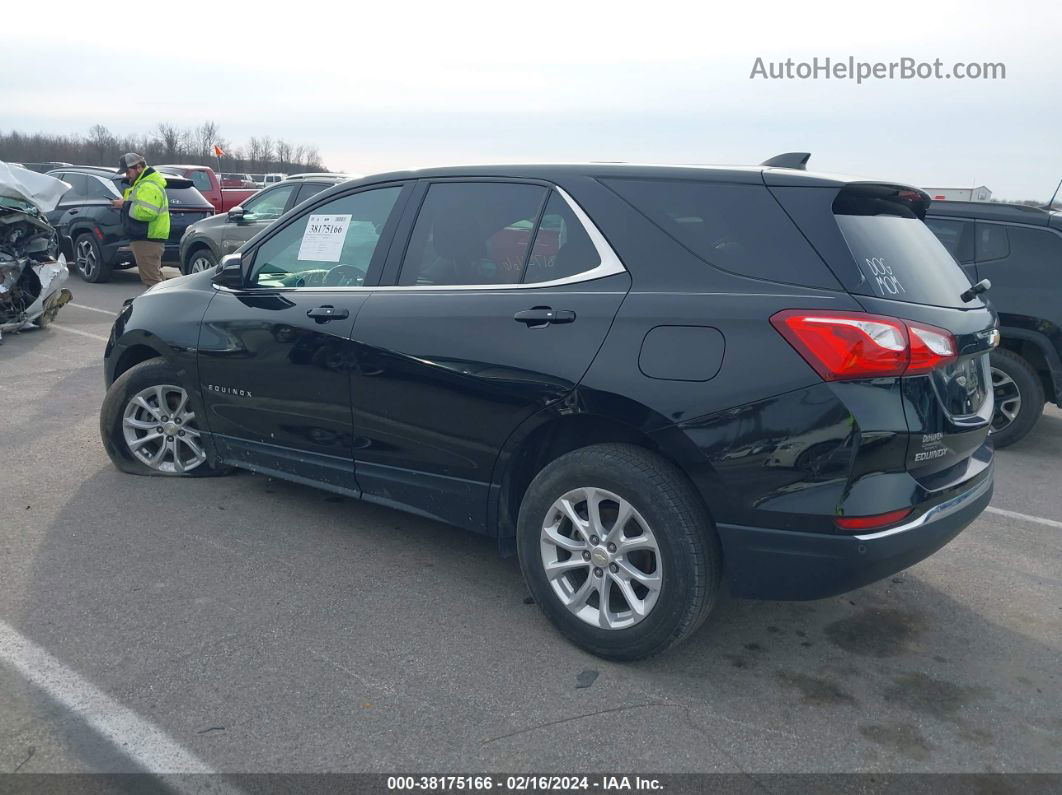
[771,310,957,381]
[907,322,958,374]
[835,508,913,532]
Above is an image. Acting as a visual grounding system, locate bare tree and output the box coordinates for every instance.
[275,139,292,171]
[247,137,263,172]
[260,136,275,171]
[155,123,183,161]
[87,124,114,165]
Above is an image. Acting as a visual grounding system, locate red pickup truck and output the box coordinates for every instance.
[156,165,259,215]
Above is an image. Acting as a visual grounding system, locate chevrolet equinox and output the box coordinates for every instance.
[100,159,997,659]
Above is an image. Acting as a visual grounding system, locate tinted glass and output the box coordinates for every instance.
[250,186,402,287]
[399,182,547,286]
[925,217,974,263]
[165,186,212,209]
[836,215,977,307]
[243,184,297,221]
[185,171,212,192]
[296,182,329,204]
[60,173,89,202]
[604,178,837,288]
[85,175,118,199]
[524,191,600,283]
[976,223,1010,261]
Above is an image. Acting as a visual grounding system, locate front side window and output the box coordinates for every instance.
[242,184,297,222]
[925,217,974,263]
[399,182,548,286]
[249,186,402,288]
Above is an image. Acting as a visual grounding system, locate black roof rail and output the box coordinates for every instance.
[761,152,811,170]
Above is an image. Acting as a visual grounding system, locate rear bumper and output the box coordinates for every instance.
[716,469,992,600]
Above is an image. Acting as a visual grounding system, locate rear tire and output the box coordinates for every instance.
[100,359,229,477]
[517,443,721,661]
[73,232,111,283]
[989,348,1044,448]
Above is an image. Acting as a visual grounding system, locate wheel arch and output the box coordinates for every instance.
[490,404,719,550]
[998,323,1062,405]
[182,238,220,270]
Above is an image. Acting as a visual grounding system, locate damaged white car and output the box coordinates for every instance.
[0,162,74,343]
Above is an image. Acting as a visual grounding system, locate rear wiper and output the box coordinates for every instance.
[960,278,991,303]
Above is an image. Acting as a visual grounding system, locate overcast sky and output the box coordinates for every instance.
[3,0,1060,199]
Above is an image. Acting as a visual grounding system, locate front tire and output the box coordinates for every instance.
[100,359,228,477]
[184,247,217,275]
[73,232,111,283]
[517,444,721,661]
[989,348,1045,448]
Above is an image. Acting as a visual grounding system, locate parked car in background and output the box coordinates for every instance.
[283,172,357,182]
[220,173,257,189]
[103,160,996,659]
[157,165,258,215]
[45,167,214,282]
[925,201,1062,447]
[179,174,347,273]
[18,162,73,174]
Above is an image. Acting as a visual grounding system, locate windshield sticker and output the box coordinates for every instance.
[865,257,906,296]
[298,214,352,262]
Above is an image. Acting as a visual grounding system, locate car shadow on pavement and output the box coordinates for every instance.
[8,462,1062,773]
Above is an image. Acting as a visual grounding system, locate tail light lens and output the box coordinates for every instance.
[771,310,957,381]
[835,508,912,532]
[907,322,958,374]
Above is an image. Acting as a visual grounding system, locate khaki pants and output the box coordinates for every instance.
[130,240,165,287]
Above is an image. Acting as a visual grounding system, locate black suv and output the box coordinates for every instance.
[925,202,1062,446]
[100,162,996,659]
[45,167,214,283]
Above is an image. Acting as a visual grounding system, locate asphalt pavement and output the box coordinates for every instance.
[0,266,1059,776]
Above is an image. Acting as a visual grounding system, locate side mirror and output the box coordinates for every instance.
[227,207,245,223]
[212,253,246,289]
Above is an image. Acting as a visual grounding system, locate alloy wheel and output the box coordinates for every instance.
[122,385,206,473]
[539,487,662,630]
[990,366,1022,433]
[75,239,98,280]
[189,254,214,273]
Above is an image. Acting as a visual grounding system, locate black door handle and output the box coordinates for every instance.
[307,305,349,322]
[514,307,576,326]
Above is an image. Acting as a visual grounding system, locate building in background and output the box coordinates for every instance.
[923,185,993,202]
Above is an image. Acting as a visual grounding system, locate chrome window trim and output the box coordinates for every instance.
[219,185,627,294]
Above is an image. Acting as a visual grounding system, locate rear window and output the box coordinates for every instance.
[834,186,979,308]
[603,179,840,289]
[165,186,212,209]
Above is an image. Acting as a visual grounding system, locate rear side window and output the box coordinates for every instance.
[602,178,839,289]
[60,173,89,202]
[976,223,1010,261]
[524,192,600,283]
[399,182,548,286]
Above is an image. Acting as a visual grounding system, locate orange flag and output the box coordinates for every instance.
[213,144,224,157]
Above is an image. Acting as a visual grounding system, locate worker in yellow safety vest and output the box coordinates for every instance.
[111,153,170,287]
